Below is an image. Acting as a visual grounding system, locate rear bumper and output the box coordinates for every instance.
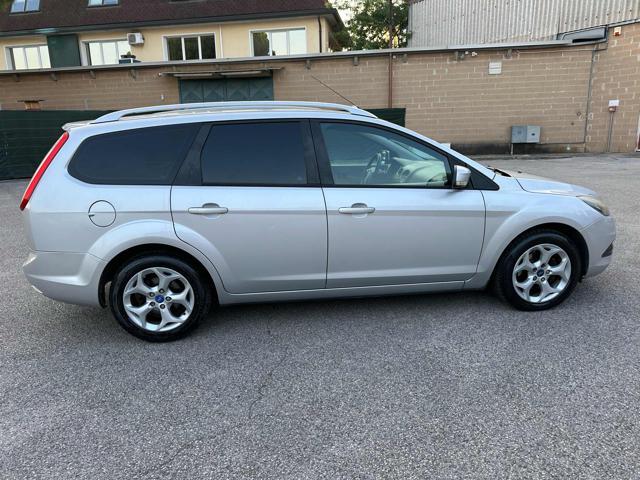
[22,250,105,307]
[581,215,616,278]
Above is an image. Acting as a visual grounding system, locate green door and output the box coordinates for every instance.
[179,78,274,103]
[0,110,110,180]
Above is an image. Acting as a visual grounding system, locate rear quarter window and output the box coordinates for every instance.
[68,123,200,185]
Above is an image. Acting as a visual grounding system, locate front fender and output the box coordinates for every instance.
[466,191,600,289]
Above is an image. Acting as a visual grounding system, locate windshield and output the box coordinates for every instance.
[386,138,441,161]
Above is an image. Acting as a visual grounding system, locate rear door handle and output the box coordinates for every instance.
[188,204,228,215]
[338,203,375,215]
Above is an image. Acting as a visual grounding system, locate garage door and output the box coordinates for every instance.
[179,78,274,103]
[0,110,110,180]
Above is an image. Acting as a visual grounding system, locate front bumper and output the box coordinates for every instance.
[581,215,616,278]
[23,250,105,307]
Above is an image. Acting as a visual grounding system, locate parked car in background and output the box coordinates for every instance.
[20,102,615,341]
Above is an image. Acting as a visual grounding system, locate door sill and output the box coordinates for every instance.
[217,281,464,305]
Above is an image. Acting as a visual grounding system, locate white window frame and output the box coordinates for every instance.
[87,0,119,6]
[249,27,307,57]
[163,33,217,62]
[83,39,129,66]
[5,44,50,70]
[10,0,40,13]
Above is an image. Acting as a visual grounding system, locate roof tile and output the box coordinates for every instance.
[0,0,333,34]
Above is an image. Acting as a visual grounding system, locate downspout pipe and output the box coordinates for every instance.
[388,0,394,108]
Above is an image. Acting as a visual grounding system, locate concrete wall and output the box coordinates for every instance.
[0,22,638,153]
[0,16,330,70]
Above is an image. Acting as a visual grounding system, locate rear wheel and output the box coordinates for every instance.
[109,255,212,341]
[494,230,582,310]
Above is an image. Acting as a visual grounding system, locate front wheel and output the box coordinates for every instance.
[493,230,582,311]
[109,255,212,341]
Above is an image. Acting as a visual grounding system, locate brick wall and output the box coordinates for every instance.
[274,50,595,152]
[0,69,181,110]
[0,22,638,153]
[587,21,640,153]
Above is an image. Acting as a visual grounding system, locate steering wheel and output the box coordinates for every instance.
[405,168,448,186]
[362,150,390,184]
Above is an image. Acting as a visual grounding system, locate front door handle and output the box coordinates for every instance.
[188,204,229,215]
[338,203,375,215]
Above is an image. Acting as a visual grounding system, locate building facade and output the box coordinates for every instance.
[2,20,639,156]
[0,0,342,71]
[409,0,640,47]
[0,3,638,179]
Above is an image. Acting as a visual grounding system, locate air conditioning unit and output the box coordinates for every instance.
[127,33,144,46]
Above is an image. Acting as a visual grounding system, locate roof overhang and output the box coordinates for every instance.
[0,38,602,77]
[158,67,282,79]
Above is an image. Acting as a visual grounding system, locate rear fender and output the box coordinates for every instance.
[87,219,226,296]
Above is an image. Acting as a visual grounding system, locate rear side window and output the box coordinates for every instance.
[201,122,307,185]
[68,124,200,185]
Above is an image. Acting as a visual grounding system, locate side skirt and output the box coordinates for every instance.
[216,281,464,305]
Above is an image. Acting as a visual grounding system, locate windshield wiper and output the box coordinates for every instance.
[488,166,511,177]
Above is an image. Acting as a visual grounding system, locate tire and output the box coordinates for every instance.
[109,255,212,342]
[493,229,582,311]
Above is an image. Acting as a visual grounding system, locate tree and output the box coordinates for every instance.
[331,0,409,50]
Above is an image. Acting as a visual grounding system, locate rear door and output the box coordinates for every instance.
[171,120,327,294]
[312,121,485,288]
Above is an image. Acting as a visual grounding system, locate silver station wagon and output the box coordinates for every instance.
[20,102,615,341]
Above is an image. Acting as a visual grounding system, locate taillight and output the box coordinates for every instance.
[19,131,69,211]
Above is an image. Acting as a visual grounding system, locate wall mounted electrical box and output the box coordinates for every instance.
[511,125,540,144]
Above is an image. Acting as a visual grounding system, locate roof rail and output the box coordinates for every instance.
[91,101,377,124]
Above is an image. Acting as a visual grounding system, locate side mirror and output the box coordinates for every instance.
[453,165,471,189]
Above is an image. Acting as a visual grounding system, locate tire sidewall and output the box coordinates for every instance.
[498,231,582,311]
[109,255,210,341]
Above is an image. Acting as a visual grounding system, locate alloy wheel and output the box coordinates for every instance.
[512,243,572,304]
[122,267,195,332]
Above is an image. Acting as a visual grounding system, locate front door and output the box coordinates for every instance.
[172,121,327,294]
[179,77,274,103]
[313,121,486,288]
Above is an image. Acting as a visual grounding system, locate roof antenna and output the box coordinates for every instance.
[309,75,357,106]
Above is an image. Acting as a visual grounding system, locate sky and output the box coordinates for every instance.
[338,8,352,21]
[337,1,357,21]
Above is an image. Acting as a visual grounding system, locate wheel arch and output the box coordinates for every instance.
[98,243,219,308]
[492,222,589,281]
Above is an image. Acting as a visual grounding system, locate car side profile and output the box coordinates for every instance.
[20,101,615,341]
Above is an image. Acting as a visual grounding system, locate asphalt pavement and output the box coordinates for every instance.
[0,154,638,479]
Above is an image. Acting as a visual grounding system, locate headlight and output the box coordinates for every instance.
[579,196,610,216]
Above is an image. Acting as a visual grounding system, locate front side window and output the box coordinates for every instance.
[201,122,308,185]
[68,124,200,185]
[88,0,119,6]
[86,40,130,65]
[9,45,50,70]
[10,0,40,12]
[166,35,216,61]
[252,29,306,56]
[319,123,451,187]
